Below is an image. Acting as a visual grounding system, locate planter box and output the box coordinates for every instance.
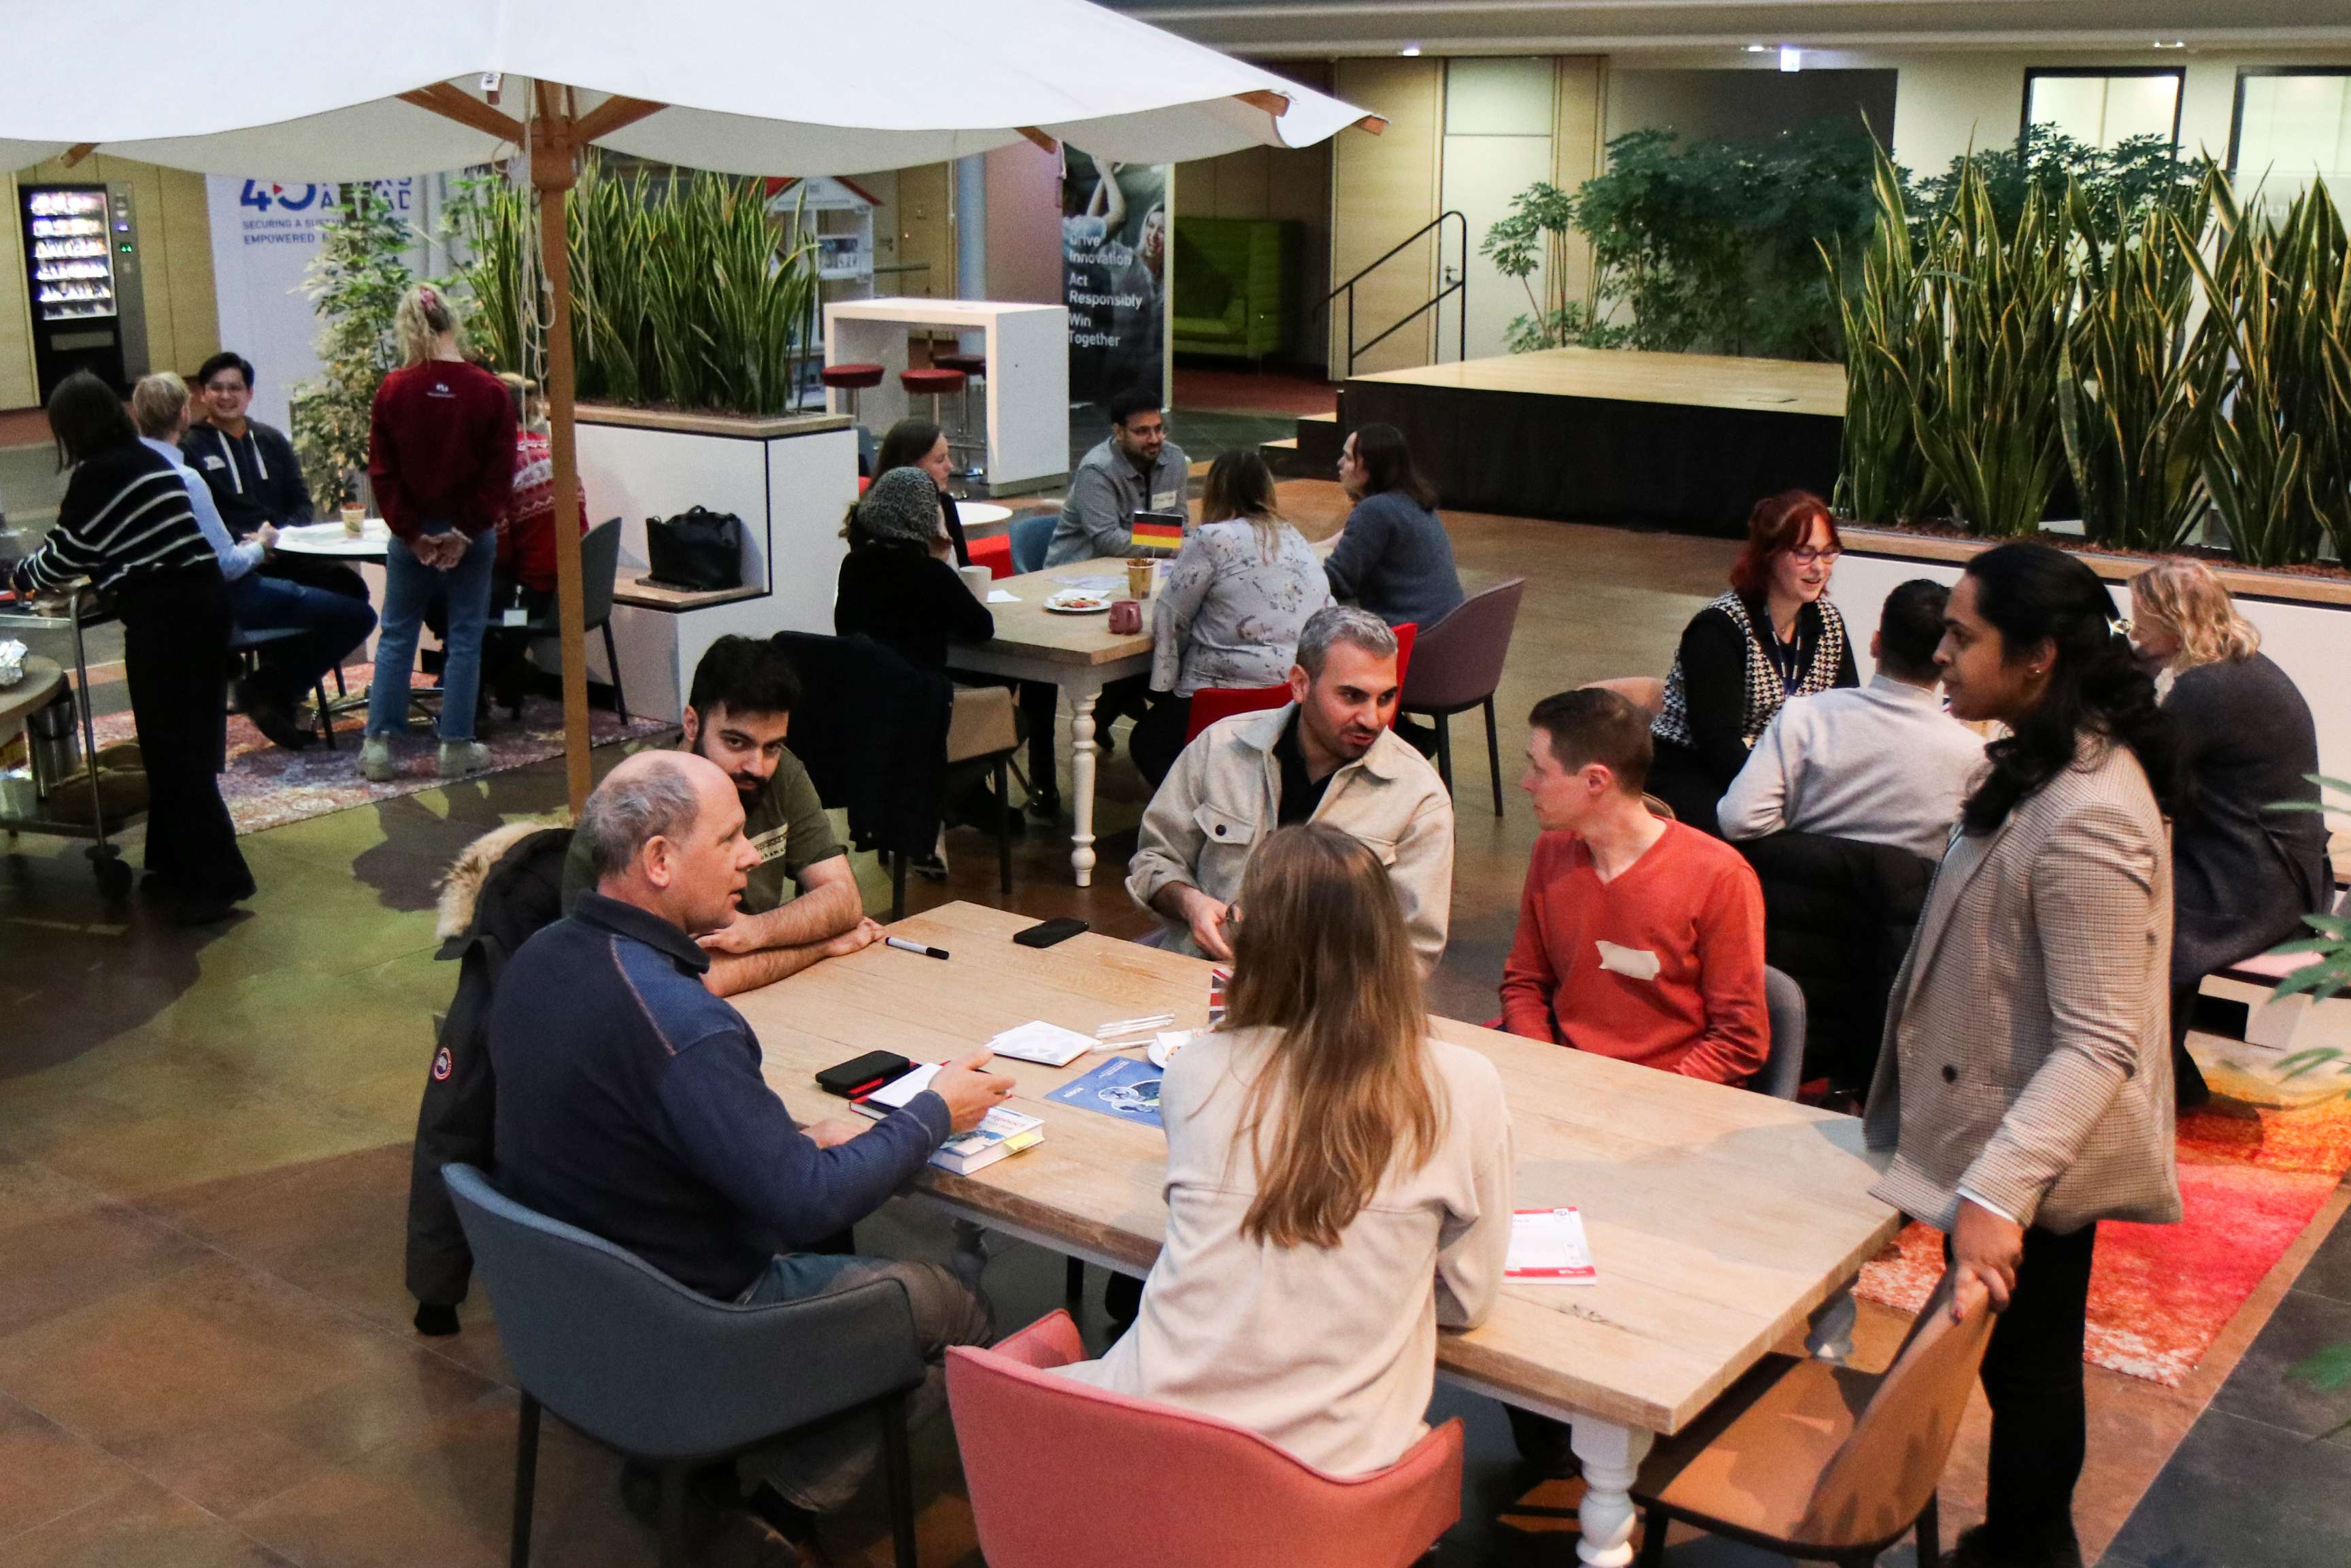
[569,405,858,723]
[1834,527,2351,784]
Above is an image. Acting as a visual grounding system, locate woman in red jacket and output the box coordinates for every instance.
[362,286,516,782]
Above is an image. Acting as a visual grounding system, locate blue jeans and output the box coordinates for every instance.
[227,571,377,702]
[733,1252,991,1512]
[366,524,493,742]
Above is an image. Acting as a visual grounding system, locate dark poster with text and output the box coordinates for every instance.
[1062,153,1167,412]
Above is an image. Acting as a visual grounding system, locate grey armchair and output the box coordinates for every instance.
[1758,965,1808,1101]
[441,1164,926,1568]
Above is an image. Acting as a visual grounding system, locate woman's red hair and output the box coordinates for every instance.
[1729,490,1840,599]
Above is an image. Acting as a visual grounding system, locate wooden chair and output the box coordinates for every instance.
[1633,1275,1992,1568]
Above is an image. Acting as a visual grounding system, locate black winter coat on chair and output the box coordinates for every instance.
[1736,829,1937,1097]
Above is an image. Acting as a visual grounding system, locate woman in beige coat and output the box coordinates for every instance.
[1866,542,2180,1568]
[1058,822,1513,1475]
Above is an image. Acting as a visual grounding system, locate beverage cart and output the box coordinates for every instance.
[0,586,139,900]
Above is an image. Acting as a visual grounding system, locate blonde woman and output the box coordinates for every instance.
[2130,558,2331,1107]
[362,286,517,781]
[1056,823,1512,1475]
[1129,450,1334,787]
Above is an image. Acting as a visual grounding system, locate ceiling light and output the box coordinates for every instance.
[2152,39,2186,50]
[1780,46,1803,73]
[1746,44,1769,54]
[1399,44,1421,56]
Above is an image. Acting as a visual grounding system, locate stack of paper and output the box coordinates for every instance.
[933,1107,1046,1175]
[1507,1207,1598,1284]
[986,1021,1097,1067]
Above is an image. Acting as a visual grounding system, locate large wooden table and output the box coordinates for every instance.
[947,565,1152,887]
[735,903,1902,1566]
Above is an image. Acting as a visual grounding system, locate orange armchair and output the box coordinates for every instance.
[947,1310,1463,1568]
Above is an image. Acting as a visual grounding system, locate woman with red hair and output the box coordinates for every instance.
[1648,491,1857,834]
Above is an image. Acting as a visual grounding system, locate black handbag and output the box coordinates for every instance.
[644,506,745,592]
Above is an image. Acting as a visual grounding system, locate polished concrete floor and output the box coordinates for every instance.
[0,483,2341,1565]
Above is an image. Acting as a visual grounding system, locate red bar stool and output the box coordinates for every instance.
[899,365,967,430]
[820,362,885,427]
[935,351,988,478]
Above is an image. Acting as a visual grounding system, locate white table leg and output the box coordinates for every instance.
[1571,1419,1654,1568]
[1070,684,1100,886]
[1807,1286,1858,1363]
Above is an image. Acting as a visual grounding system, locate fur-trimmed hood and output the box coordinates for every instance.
[435,820,565,943]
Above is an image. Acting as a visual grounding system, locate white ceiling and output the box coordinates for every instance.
[1100,0,2351,60]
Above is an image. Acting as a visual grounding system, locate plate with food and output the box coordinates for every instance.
[1044,588,1112,614]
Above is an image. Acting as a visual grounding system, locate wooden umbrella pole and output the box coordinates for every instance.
[531,84,593,818]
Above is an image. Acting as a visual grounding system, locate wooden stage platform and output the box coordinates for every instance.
[1340,347,1847,537]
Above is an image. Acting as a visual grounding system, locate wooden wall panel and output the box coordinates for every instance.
[1331,56,1445,376]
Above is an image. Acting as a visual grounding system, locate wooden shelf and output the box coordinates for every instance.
[612,579,767,612]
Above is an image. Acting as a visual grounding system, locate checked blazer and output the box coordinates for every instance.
[1864,733,2182,1235]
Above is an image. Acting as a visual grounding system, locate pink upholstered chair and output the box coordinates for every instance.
[1399,580,1526,816]
[947,1310,1463,1568]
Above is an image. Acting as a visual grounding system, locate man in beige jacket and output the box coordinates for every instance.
[1127,606,1454,973]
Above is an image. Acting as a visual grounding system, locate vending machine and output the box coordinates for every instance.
[18,182,141,397]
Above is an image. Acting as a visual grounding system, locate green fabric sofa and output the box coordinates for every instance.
[1171,217,1298,364]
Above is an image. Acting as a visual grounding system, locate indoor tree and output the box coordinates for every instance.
[290,181,424,507]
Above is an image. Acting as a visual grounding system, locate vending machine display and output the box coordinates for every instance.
[17,183,133,396]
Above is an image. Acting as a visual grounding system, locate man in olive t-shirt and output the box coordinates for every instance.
[563,637,877,997]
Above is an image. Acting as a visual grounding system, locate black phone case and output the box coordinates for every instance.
[816,1051,913,1097]
[1013,918,1088,949]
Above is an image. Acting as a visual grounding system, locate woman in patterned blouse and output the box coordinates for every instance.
[1649,490,1858,835]
[1128,452,1335,788]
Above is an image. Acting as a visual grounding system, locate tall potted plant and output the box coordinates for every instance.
[290,181,420,507]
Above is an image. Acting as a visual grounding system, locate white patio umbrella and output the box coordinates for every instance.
[1,0,1379,812]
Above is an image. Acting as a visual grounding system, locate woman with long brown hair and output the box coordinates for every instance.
[1056,823,1512,1475]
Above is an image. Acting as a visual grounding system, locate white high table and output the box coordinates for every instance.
[824,298,1069,495]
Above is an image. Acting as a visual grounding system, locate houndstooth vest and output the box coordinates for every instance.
[1652,592,1849,753]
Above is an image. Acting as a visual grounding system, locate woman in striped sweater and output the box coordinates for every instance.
[7,371,252,921]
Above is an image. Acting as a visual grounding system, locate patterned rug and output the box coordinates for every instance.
[93,661,672,835]
[1858,1089,2351,1386]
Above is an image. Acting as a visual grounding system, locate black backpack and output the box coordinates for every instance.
[403,825,575,1324]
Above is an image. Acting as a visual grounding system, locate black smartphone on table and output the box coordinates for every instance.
[1013,917,1088,949]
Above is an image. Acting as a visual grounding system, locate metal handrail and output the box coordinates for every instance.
[1320,211,1468,378]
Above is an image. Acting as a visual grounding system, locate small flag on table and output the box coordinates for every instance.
[1208,967,1233,1027]
[1128,515,1186,554]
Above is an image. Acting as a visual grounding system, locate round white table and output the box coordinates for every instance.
[958,501,1014,529]
[273,519,394,559]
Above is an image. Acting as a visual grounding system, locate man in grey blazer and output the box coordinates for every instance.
[1865,544,2179,1568]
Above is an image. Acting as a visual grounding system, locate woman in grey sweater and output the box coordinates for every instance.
[2130,558,2333,1107]
[1323,423,1463,631]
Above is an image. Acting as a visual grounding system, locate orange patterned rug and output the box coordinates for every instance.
[1857,1091,2351,1385]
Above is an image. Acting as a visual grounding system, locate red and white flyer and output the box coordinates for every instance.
[1507,1207,1598,1284]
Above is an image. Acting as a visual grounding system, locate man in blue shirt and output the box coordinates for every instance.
[131,373,374,752]
[490,749,1009,1541]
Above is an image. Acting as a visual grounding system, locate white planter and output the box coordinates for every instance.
[571,405,858,723]
[1833,529,2351,785]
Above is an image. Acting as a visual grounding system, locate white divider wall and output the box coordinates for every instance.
[571,412,857,722]
[1832,549,2351,786]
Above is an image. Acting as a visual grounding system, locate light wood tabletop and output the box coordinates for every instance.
[734,901,1901,1561]
[958,565,1152,669]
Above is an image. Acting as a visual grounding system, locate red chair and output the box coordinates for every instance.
[966,532,1014,580]
[948,1310,1464,1568]
[1184,682,1290,742]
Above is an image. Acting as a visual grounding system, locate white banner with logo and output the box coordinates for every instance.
[204,176,433,433]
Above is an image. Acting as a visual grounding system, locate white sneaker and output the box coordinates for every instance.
[437,741,492,778]
[361,735,396,782]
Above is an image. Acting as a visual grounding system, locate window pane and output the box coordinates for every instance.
[2103,75,2180,145]
[2028,76,2109,146]
[2235,73,2351,210]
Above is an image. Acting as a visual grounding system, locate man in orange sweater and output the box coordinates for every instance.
[1499,687,1768,1084]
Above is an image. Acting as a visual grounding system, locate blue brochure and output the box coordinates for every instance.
[1046,1056,1165,1131]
